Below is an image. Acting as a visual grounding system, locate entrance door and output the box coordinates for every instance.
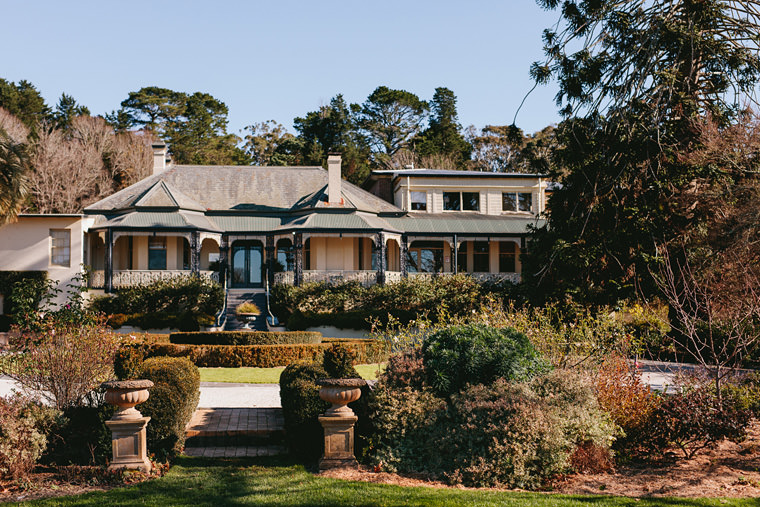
[231,241,263,288]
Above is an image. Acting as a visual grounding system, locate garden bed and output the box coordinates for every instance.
[320,420,760,499]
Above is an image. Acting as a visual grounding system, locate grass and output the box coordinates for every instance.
[199,363,385,384]
[14,456,753,507]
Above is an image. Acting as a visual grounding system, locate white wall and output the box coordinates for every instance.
[0,215,84,308]
[395,176,547,216]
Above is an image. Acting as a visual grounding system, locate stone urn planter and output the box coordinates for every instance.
[316,378,366,470]
[238,313,258,329]
[101,380,154,473]
[103,380,154,420]
[317,378,366,416]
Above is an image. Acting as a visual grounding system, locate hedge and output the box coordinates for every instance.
[137,357,200,460]
[114,339,389,371]
[169,331,322,346]
[0,271,47,331]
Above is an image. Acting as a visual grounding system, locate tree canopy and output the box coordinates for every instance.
[523,0,760,302]
[112,87,247,165]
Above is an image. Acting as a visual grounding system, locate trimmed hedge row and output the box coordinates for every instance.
[169,331,322,346]
[137,357,200,460]
[114,339,389,373]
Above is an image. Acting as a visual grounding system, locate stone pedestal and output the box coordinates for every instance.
[318,414,358,470]
[105,416,151,473]
[316,378,366,471]
[101,379,154,474]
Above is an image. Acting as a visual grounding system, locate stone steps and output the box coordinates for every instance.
[184,407,287,458]
[223,290,268,331]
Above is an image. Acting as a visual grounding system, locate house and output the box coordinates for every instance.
[80,145,547,293]
[0,145,548,314]
[0,214,91,310]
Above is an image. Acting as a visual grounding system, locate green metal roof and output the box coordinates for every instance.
[208,215,284,232]
[91,212,220,231]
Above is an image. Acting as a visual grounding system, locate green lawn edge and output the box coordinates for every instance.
[9,456,751,507]
[199,363,385,383]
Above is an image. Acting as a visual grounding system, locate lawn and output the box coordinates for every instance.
[13,457,752,507]
[199,363,385,383]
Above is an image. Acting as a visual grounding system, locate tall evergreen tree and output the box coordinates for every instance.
[293,95,371,184]
[356,86,428,166]
[114,87,247,165]
[0,79,50,129]
[52,93,90,130]
[415,87,471,168]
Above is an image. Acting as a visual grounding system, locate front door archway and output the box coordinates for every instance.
[231,240,264,288]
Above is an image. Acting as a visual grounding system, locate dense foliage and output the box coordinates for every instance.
[0,394,58,481]
[366,363,616,488]
[421,324,548,397]
[135,357,201,460]
[0,270,46,331]
[273,276,506,330]
[279,344,365,462]
[524,0,760,303]
[90,275,223,331]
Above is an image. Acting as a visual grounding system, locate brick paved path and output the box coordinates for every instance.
[184,408,286,458]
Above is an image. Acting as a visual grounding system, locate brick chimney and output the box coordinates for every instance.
[327,153,342,205]
[152,141,168,175]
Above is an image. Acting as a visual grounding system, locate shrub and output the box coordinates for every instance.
[89,275,223,318]
[279,363,330,461]
[273,276,483,331]
[366,372,617,489]
[440,379,569,488]
[107,312,215,332]
[0,271,47,330]
[235,302,260,315]
[364,384,446,473]
[722,373,760,418]
[1,319,120,410]
[377,347,426,391]
[646,384,751,458]
[323,343,360,379]
[421,324,549,397]
[137,357,200,460]
[286,309,417,331]
[595,354,660,456]
[42,398,115,466]
[0,394,59,481]
[169,331,322,346]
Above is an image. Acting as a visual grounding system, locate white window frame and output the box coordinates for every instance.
[443,191,480,212]
[410,191,427,211]
[502,192,533,213]
[50,229,71,267]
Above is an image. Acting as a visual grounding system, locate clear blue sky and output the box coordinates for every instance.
[1,0,562,137]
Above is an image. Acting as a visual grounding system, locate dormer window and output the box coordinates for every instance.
[502,192,532,212]
[444,191,480,211]
[410,191,427,211]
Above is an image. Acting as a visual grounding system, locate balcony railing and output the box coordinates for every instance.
[89,270,219,289]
